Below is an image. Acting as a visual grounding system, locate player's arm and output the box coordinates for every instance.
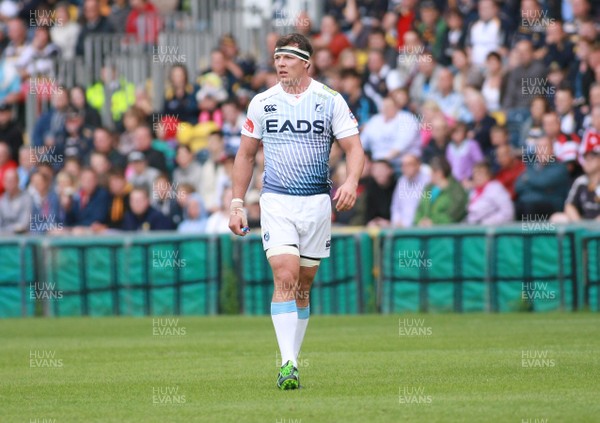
[229,135,260,236]
[331,93,365,212]
[334,134,365,212]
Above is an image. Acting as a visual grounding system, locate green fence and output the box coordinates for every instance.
[0,225,599,318]
[379,225,587,313]
[233,232,374,315]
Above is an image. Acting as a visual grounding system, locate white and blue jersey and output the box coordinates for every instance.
[241,79,359,196]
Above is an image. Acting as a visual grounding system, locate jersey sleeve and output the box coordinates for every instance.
[241,97,262,139]
[332,94,359,140]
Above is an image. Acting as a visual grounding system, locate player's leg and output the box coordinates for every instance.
[294,193,331,365]
[294,259,319,361]
[260,193,303,389]
[268,248,301,390]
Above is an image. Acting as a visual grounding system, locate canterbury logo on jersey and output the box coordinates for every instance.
[265,119,325,134]
[264,104,277,113]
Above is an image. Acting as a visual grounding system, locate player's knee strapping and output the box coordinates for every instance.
[299,257,320,267]
[266,245,300,259]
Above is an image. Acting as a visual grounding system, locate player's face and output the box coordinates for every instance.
[274,53,307,86]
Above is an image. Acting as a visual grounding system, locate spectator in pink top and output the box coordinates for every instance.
[467,161,514,224]
[446,122,484,185]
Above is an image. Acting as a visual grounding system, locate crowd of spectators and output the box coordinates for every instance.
[1,0,600,235]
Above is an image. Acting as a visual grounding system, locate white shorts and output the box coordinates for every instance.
[260,192,331,259]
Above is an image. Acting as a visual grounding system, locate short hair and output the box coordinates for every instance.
[340,69,362,80]
[430,156,452,178]
[131,185,150,197]
[275,33,313,57]
[473,160,492,175]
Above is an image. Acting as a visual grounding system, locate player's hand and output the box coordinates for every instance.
[333,180,358,212]
[228,199,249,236]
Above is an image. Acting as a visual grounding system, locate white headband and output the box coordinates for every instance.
[274,45,311,62]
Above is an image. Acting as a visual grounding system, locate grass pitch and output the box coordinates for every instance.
[1,313,598,422]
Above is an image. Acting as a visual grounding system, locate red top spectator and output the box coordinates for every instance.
[312,15,351,63]
[494,144,525,200]
[0,142,18,195]
[126,0,162,45]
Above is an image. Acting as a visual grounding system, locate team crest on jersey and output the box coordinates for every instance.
[263,231,270,242]
[264,104,277,113]
[325,239,331,249]
[348,109,357,123]
[315,103,323,113]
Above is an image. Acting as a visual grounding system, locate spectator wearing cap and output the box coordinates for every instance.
[446,122,484,186]
[0,168,31,234]
[0,142,17,195]
[466,0,510,67]
[551,144,600,223]
[467,161,514,224]
[543,111,581,179]
[414,156,468,226]
[122,186,173,231]
[0,103,22,162]
[514,135,570,219]
[162,64,198,124]
[126,150,160,194]
[64,167,110,227]
[391,154,431,228]
[360,97,420,168]
[132,126,167,173]
[75,0,115,56]
[177,193,208,233]
[340,69,378,129]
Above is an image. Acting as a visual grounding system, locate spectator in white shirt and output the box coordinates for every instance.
[390,154,431,227]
